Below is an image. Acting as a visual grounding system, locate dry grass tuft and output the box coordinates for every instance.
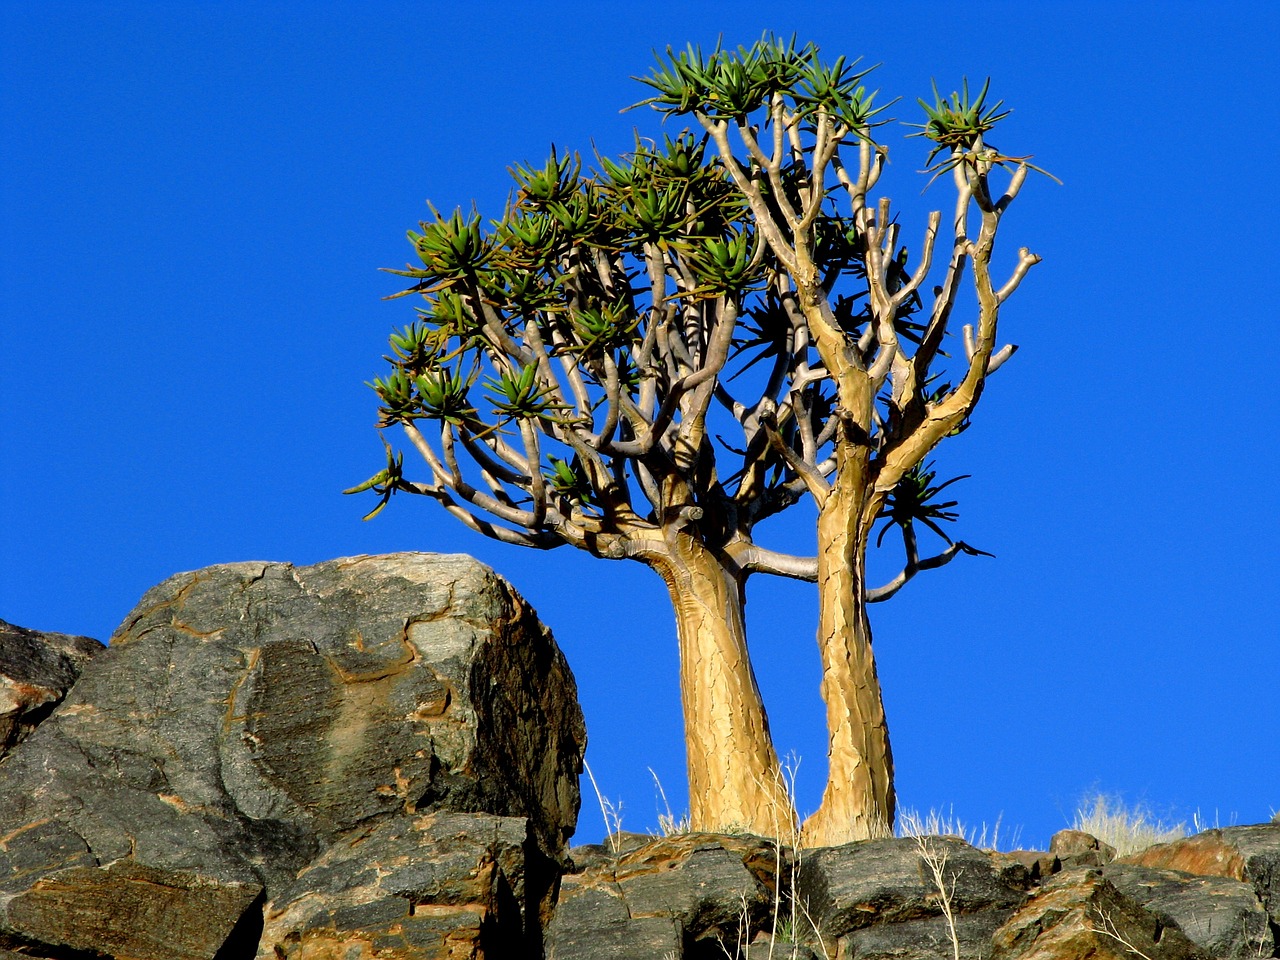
[1071,794,1186,857]
[896,805,1021,852]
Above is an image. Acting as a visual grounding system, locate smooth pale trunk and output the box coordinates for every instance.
[649,535,794,835]
[801,465,895,847]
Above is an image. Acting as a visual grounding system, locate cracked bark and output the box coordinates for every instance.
[643,533,793,835]
[801,443,894,847]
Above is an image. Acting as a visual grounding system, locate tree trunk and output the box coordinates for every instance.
[645,533,795,836]
[801,458,895,847]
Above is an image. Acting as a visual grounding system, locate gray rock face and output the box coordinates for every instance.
[546,833,781,960]
[1123,825,1280,930]
[0,618,102,758]
[0,554,585,960]
[261,811,543,959]
[796,836,1031,959]
[1104,863,1275,958]
[990,868,1210,960]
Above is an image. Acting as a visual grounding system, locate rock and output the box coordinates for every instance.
[990,868,1209,960]
[0,554,585,960]
[1103,862,1275,958]
[548,912,682,960]
[741,933,821,960]
[1050,828,1117,867]
[997,850,1060,882]
[796,836,1031,959]
[1121,825,1280,927]
[0,618,102,758]
[546,833,781,960]
[260,811,543,960]
[839,911,1015,960]
[3,859,263,960]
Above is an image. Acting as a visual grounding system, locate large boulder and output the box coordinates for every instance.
[1121,825,1280,929]
[795,836,1031,960]
[1103,863,1275,958]
[0,554,585,960]
[990,868,1209,960]
[546,833,781,960]
[0,618,102,758]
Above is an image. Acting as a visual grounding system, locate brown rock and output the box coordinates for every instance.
[261,812,535,960]
[1050,829,1117,865]
[0,859,262,960]
[990,868,1208,960]
[0,554,585,960]
[1120,825,1280,928]
[1103,862,1274,958]
[997,850,1060,882]
[0,619,102,759]
[546,833,782,960]
[797,836,1031,938]
[1123,826,1252,878]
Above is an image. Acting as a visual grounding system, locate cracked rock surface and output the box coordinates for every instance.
[0,618,102,760]
[0,553,585,960]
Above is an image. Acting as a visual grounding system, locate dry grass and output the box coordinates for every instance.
[896,805,1022,852]
[583,759,624,853]
[650,768,692,836]
[898,810,962,960]
[1071,794,1187,857]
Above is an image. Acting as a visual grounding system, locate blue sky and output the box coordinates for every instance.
[3,2,1277,848]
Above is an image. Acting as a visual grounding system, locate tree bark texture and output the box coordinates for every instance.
[801,448,895,847]
[645,534,795,836]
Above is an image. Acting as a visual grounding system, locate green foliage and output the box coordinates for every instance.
[876,462,968,546]
[510,147,581,208]
[680,228,763,295]
[484,364,563,422]
[909,76,1058,184]
[369,370,420,427]
[913,77,1010,160]
[342,436,412,520]
[792,53,886,130]
[567,300,639,358]
[354,34,1042,574]
[635,33,888,133]
[415,366,476,425]
[544,456,594,504]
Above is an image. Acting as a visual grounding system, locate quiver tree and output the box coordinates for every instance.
[350,135,815,833]
[353,37,1044,844]
[636,38,1045,845]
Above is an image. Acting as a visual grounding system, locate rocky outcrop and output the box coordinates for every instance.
[546,832,782,960]
[5,555,1279,959]
[1104,863,1275,958]
[990,868,1209,959]
[796,836,1032,960]
[0,618,102,758]
[1122,826,1280,929]
[0,554,585,960]
[546,829,1280,960]
[1050,827,1118,867]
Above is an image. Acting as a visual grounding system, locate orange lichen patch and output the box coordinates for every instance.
[1121,830,1248,880]
[1,680,58,706]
